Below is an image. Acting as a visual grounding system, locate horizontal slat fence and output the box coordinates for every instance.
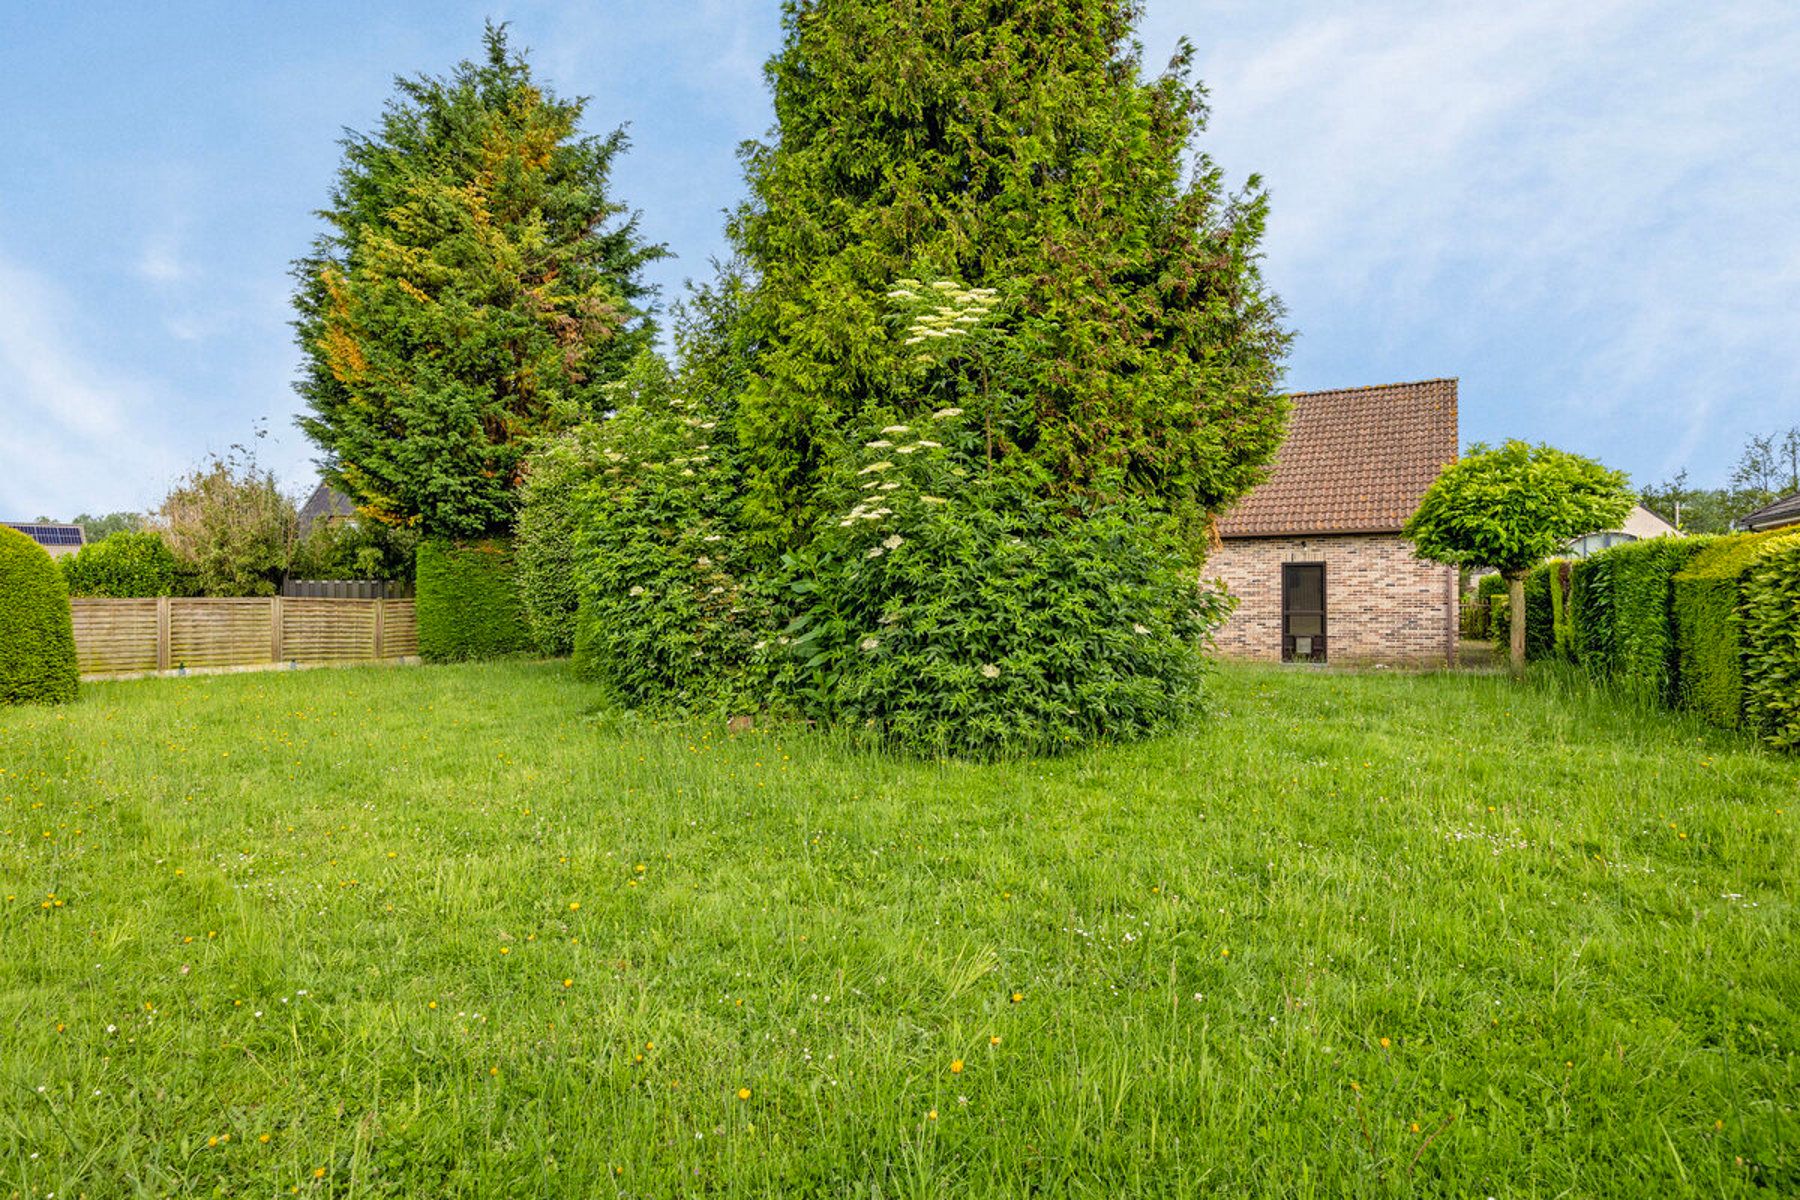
[71,597,418,679]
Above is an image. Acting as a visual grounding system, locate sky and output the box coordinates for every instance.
[2,0,1797,520]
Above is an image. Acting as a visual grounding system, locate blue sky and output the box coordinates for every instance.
[2,1,1796,519]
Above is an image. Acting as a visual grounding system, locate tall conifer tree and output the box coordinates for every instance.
[731,0,1291,550]
[293,25,666,537]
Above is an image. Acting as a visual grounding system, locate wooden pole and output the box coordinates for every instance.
[270,596,285,664]
[155,596,171,672]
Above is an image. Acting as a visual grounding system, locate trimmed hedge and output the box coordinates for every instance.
[1523,565,1557,661]
[1569,553,1612,675]
[1741,536,1800,749]
[415,539,532,662]
[0,526,79,705]
[1672,531,1798,728]
[60,530,177,597]
[1573,537,1716,702]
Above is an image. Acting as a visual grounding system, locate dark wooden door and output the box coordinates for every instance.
[1282,563,1326,663]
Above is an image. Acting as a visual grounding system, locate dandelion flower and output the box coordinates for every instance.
[951,1059,964,1074]
[1380,1037,1391,1049]
[569,902,580,911]
[927,1109,939,1120]
[738,1088,752,1101]
[990,1036,1002,1046]
[1010,991,1023,1004]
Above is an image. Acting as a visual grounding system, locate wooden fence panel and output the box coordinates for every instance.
[382,600,419,658]
[70,597,421,678]
[168,599,274,669]
[281,598,377,662]
[70,599,160,675]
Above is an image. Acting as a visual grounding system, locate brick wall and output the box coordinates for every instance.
[1207,533,1456,665]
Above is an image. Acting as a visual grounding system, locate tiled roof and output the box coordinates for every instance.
[1217,378,1458,538]
[1740,491,1800,532]
[299,484,357,531]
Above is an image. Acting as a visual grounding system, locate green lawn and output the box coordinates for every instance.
[1,661,1795,1198]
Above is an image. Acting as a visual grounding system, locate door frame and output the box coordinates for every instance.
[1281,561,1327,663]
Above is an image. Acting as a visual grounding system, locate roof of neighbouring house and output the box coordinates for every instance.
[299,483,357,532]
[1217,378,1459,538]
[1740,491,1800,532]
[3,521,85,549]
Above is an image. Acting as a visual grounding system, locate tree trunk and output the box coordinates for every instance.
[1508,573,1526,673]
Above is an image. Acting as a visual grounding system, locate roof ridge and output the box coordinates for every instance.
[1290,377,1459,398]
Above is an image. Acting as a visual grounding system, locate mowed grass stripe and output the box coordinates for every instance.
[0,661,1794,1196]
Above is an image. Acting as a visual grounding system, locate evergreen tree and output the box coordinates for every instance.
[729,0,1290,551]
[293,24,666,538]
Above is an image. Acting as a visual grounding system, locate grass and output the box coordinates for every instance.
[1,661,1795,1198]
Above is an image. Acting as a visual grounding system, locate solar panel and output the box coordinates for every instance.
[4,523,84,546]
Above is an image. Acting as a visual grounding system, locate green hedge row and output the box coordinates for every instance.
[61,530,178,597]
[415,539,532,662]
[1553,530,1800,750]
[1571,537,1716,703]
[1740,537,1800,750]
[1671,531,1800,731]
[0,526,79,706]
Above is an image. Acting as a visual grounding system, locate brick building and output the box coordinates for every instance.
[1208,379,1459,666]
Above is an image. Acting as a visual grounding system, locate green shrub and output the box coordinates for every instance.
[1587,537,1716,702]
[60,531,177,597]
[519,355,676,658]
[415,539,532,662]
[1523,566,1557,661]
[567,392,768,711]
[772,413,1228,759]
[1569,554,1612,677]
[286,519,418,583]
[1475,574,1509,602]
[1740,535,1800,750]
[0,526,79,705]
[1672,530,1797,728]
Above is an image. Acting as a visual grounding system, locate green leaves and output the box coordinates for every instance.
[730,0,1290,553]
[293,25,666,539]
[1405,440,1634,579]
[60,531,177,598]
[0,527,78,706]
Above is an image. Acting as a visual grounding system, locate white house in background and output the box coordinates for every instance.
[1562,503,1679,558]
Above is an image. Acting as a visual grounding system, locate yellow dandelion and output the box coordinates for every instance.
[951,1059,964,1074]
[569,901,580,911]
[1380,1037,1391,1049]
[1410,1122,1421,1133]
[500,947,510,955]
[208,1136,219,1147]
[927,1109,938,1121]
[314,1167,326,1178]
[563,978,573,988]
[738,1087,752,1100]
[489,1065,499,1076]
[990,1035,1001,1046]
[1010,991,1023,1004]
[260,1133,271,1144]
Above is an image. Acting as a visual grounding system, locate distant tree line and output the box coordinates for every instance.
[1641,425,1800,534]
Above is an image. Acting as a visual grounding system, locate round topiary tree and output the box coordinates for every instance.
[0,526,79,705]
[1404,440,1631,672]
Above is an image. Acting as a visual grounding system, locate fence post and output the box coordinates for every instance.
[155,596,171,672]
[374,598,386,659]
[271,596,285,664]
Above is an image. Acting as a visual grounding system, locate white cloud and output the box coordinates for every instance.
[1144,0,1800,482]
[0,255,181,517]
